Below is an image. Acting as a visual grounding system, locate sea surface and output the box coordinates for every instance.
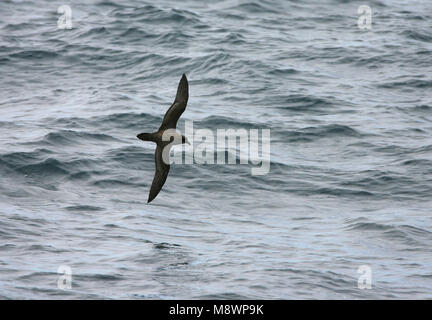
[1,0,431,299]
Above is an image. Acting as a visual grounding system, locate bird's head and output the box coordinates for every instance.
[182,135,191,145]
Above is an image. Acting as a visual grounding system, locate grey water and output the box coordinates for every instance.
[0,0,432,299]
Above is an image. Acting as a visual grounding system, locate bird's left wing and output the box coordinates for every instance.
[147,145,171,203]
[159,74,189,130]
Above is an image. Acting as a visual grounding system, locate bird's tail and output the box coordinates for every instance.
[137,132,157,143]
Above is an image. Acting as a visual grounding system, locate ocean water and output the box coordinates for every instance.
[1,0,431,299]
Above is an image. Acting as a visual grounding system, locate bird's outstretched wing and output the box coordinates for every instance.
[148,145,171,203]
[159,74,189,131]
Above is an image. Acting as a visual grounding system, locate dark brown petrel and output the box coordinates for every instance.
[137,74,190,203]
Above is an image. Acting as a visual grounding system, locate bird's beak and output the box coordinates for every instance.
[186,139,191,145]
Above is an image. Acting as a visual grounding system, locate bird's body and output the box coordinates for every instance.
[137,74,190,203]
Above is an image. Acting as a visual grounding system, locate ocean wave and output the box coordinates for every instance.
[213,32,248,45]
[16,158,69,177]
[378,79,432,89]
[198,115,269,129]
[8,50,59,60]
[401,30,432,43]
[346,220,432,246]
[0,149,105,182]
[283,124,363,142]
[41,130,121,145]
[228,1,280,14]
[110,4,201,25]
[46,113,161,131]
[266,94,336,112]
[65,205,105,211]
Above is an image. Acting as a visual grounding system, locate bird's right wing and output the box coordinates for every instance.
[147,145,171,203]
[159,74,189,130]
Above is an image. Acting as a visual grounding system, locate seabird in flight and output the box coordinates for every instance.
[137,74,190,203]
